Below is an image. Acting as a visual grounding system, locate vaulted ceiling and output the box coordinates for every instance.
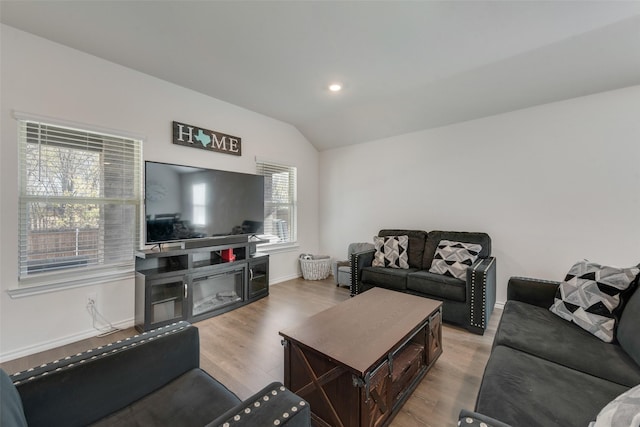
[2,1,640,151]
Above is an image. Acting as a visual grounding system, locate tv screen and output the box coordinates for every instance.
[144,161,264,245]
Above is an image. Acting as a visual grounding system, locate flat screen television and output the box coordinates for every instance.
[144,161,265,245]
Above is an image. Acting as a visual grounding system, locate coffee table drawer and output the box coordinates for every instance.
[391,343,424,402]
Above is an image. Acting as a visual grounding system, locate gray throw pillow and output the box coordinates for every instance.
[429,240,482,280]
[589,384,640,427]
[372,235,409,269]
[549,260,640,343]
[0,369,28,427]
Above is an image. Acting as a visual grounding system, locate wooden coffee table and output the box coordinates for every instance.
[279,287,443,427]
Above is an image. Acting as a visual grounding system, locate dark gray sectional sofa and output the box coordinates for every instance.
[1,322,309,427]
[351,229,496,334]
[465,276,640,427]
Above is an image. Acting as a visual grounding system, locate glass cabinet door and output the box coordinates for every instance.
[249,255,269,299]
[148,275,187,327]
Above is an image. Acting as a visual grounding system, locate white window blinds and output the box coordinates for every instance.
[256,160,297,244]
[18,119,142,281]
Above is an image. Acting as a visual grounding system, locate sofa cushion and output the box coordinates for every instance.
[617,275,640,367]
[476,345,629,427]
[407,271,466,302]
[428,239,482,280]
[549,260,640,342]
[1,369,27,427]
[423,231,491,268]
[379,229,426,269]
[361,267,416,291]
[495,300,640,387]
[372,235,409,269]
[90,369,241,426]
[589,383,640,427]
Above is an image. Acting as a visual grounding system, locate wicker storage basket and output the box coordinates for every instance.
[299,255,332,280]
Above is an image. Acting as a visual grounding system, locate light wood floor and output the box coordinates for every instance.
[1,277,501,427]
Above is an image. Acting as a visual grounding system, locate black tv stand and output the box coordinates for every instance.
[134,238,269,332]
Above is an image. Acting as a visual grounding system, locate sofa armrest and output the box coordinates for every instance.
[208,382,310,427]
[466,257,496,334]
[350,249,375,296]
[13,322,199,427]
[507,276,560,308]
[458,409,512,427]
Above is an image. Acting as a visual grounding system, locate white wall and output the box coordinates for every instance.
[0,25,320,361]
[320,85,640,304]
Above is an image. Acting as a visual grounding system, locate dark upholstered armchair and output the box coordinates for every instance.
[351,230,496,335]
[2,322,310,427]
[332,242,375,288]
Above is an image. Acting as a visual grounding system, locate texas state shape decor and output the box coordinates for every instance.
[172,121,241,156]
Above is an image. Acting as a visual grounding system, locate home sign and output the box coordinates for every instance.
[172,121,242,156]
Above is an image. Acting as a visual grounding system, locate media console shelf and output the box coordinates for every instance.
[134,239,269,332]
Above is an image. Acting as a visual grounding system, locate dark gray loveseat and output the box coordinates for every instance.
[351,229,496,334]
[1,322,309,427]
[464,275,640,427]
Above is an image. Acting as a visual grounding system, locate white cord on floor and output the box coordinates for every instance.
[86,302,120,337]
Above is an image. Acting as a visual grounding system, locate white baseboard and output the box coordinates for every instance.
[494,301,506,310]
[0,318,134,364]
[269,273,302,285]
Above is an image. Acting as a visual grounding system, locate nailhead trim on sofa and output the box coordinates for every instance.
[220,385,307,426]
[10,322,192,385]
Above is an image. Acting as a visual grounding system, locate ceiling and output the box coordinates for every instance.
[2,1,640,151]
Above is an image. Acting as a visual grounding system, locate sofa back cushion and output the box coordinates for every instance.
[617,271,640,366]
[423,231,491,268]
[14,322,200,427]
[378,229,427,269]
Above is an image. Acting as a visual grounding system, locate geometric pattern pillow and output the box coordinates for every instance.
[372,235,409,269]
[549,260,640,343]
[428,240,482,280]
[589,384,640,427]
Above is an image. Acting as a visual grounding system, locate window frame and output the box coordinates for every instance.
[256,159,298,249]
[13,112,143,294]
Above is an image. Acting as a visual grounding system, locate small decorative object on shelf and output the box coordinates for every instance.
[299,254,332,280]
[220,248,236,262]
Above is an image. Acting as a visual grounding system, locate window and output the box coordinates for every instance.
[18,118,142,287]
[256,160,297,245]
[192,183,206,226]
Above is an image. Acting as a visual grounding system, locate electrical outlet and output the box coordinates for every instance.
[86,292,97,308]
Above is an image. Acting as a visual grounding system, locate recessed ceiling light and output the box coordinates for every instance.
[328,83,342,92]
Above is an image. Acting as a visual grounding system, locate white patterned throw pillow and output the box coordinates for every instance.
[549,260,640,343]
[372,235,409,269]
[589,384,640,427]
[429,240,482,280]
